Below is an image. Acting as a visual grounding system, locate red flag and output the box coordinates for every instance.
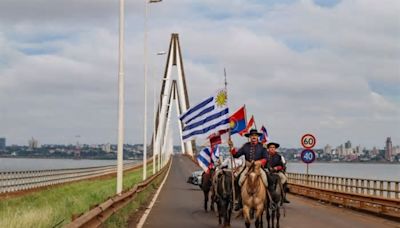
[209,129,229,148]
[239,115,255,136]
[229,106,246,135]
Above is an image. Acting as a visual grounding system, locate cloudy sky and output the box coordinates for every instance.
[0,0,399,149]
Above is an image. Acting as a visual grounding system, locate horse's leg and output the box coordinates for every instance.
[266,201,271,228]
[227,200,232,226]
[210,189,215,211]
[255,206,264,228]
[271,209,275,228]
[243,206,251,228]
[203,189,209,212]
[276,206,280,228]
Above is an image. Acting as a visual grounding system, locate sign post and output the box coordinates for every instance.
[301,133,317,185]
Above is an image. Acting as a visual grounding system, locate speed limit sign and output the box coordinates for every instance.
[301,133,316,149]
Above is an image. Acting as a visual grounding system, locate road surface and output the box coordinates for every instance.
[134,155,399,228]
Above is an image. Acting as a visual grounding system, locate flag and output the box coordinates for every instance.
[229,106,246,135]
[197,147,212,172]
[211,144,220,164]
[239,115,255,136]
[180,89,230,142]
[209,129,229,148]
[259,125,269,144]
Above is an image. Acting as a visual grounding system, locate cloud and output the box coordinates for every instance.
[0,0,399,149]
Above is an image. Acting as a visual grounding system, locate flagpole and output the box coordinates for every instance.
[224,67,237,208]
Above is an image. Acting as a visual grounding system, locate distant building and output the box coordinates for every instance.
[372,146,379,156]
[102,143,112,153]
[344,140,352,149]
[28,137,39,149]
[324,144,332,155]
[0,138,5,151]
[385,137,393,161]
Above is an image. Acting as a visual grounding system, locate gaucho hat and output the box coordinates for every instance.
[266,142,280,148]
[244,129,262,137]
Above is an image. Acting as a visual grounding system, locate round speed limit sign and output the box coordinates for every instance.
[301,133,316,149]
[301,149,316,164]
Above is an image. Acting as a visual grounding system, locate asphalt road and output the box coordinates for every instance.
[135,155,399,228]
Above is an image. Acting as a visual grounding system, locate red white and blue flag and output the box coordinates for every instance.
[197,145,220,172]
[259,125,269,144]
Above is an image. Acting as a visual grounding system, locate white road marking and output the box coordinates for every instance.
[136,157,173,228]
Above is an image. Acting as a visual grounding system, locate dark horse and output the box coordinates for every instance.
[214,169,234,227]
[266,172,282,228]
[200,168,215,211]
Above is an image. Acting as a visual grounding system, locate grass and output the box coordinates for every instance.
[103,170,166,228]
[0,163,157,228]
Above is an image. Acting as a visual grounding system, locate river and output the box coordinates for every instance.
[0,157,138,172]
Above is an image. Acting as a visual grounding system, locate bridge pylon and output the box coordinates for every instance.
[154,34,196,161]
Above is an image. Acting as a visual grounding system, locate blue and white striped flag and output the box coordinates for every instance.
[211,144,220,164]
[197,147,212,172]
[180,89,230,142]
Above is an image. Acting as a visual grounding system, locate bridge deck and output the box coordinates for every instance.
[134,155,399,228]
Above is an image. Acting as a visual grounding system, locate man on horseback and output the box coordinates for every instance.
[228,129,269,211]
[266,142,290,203]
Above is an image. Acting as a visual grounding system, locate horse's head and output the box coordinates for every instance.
[267,173,280,194]
[245,166,261,196]
[216,170,233,200]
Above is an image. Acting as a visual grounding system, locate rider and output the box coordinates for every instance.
[266,142,290,203]
[228,128,269,211]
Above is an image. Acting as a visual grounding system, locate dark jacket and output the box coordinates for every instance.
[231,142,268,167]
[268,153,285,171]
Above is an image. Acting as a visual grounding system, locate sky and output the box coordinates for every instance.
[0,0,399,149]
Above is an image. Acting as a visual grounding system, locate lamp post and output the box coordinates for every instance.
[116,0,125,195]
[144,0,162,180]
[153,51,166,174]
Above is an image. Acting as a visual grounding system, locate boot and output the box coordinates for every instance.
[283,182,290,193]
[283,195,290,204]
[282,183,290,203]
[234,201,242,211]
[234,193,242,211]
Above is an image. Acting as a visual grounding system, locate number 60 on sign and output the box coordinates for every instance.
[301,133,316,149]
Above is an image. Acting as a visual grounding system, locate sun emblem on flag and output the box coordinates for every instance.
[215,90,227,108]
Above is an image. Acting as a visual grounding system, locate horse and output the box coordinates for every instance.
[214,169,234,227]
[241,161,266,228]
[265,172,282,228]
[200,168,215,212]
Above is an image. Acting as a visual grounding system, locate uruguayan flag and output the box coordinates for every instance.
[197,147,212,172]
[211,144,220,164]
[180,89,230,142]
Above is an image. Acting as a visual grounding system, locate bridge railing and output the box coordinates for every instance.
[287,172,400,199]
[0,162,138,194]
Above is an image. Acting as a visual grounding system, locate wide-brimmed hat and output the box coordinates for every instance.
[266,142,280,148]
[244,129,262,137]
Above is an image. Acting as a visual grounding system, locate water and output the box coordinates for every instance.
[287,162,400,181]
[0,158,139,172]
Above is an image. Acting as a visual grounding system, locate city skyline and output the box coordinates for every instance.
[0,0,399,148]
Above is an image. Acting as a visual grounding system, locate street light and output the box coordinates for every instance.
[153,51,166,174]
[116,0,125,195]
[143,0,162,180]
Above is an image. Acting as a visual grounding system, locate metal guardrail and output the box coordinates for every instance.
[288,183,400,219]
[0,162,138,194]
[287,172,400,199]
[66,158,171,228]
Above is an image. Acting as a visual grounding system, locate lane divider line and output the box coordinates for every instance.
[136,157,173,228]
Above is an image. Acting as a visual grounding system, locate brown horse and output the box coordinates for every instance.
[200,168,216,212]
[241,161,266,228]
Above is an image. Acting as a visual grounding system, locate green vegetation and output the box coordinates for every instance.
[104,171,165,228]
[0,163,157,228]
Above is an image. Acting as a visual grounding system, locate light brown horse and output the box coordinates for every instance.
[241,161,266,228]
